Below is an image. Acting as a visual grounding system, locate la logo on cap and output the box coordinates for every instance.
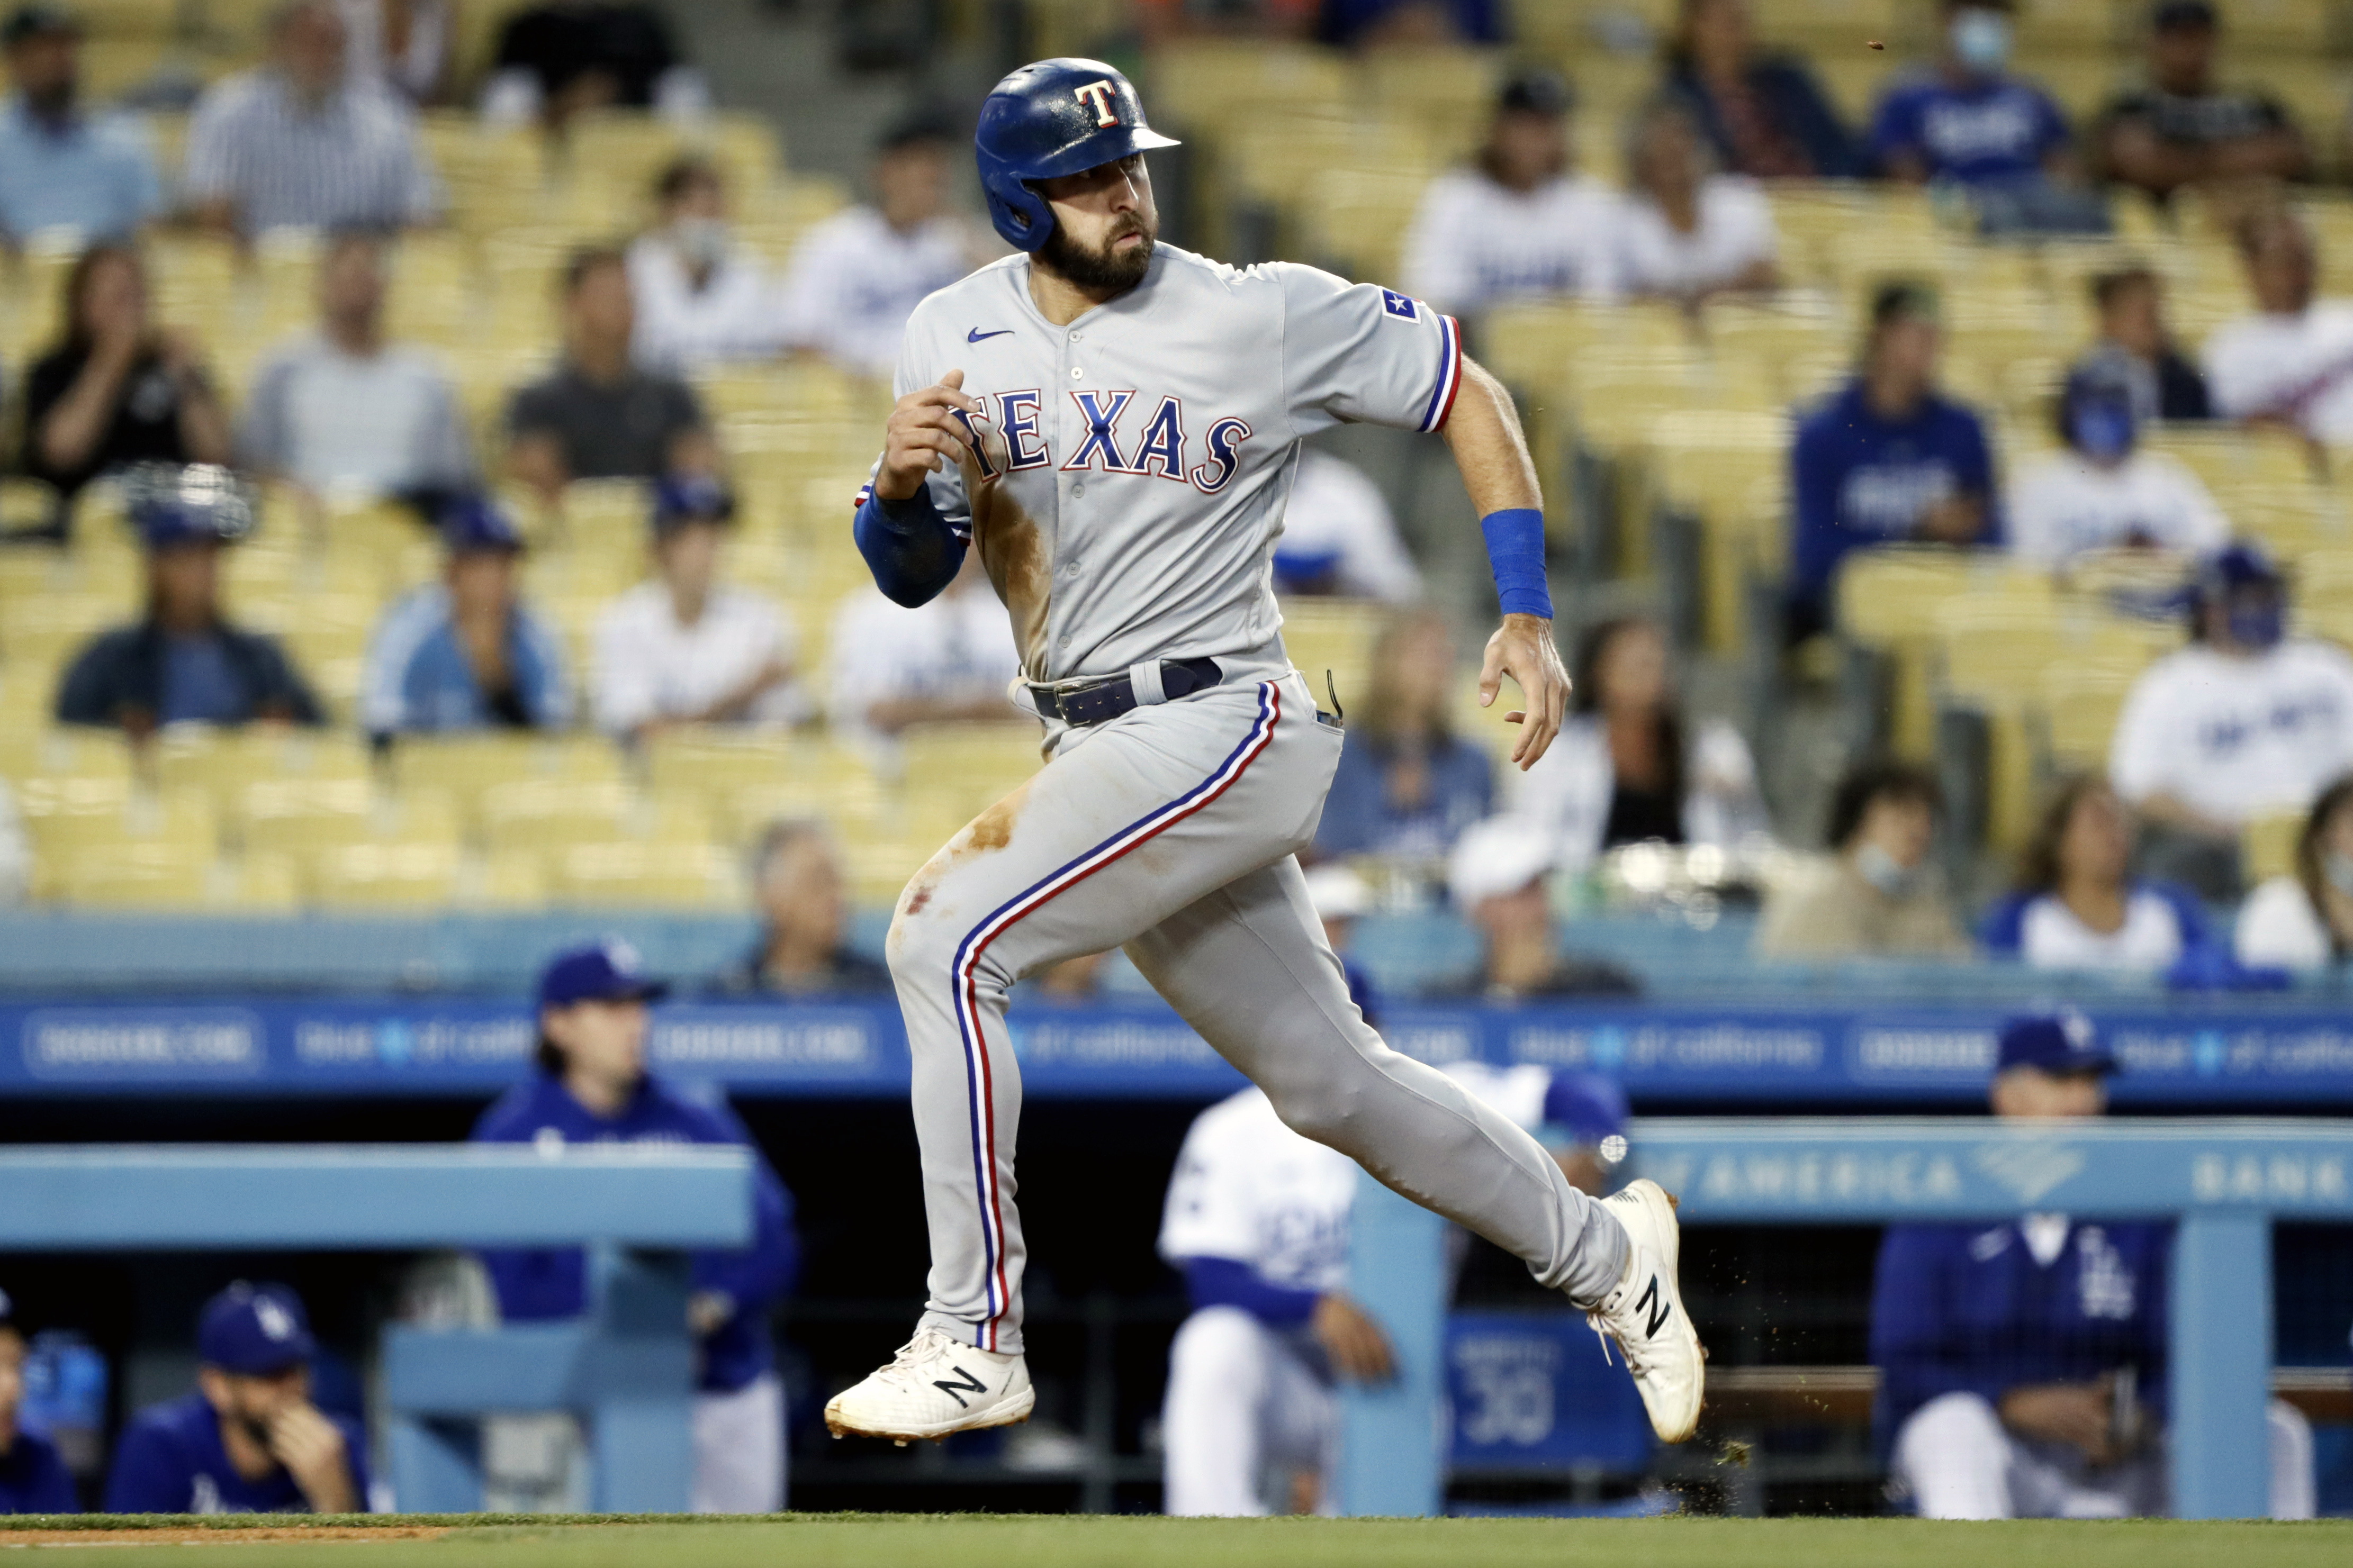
[2060,1010,2094,1051]
[605,939,642,975]
[255,1297,295,1342]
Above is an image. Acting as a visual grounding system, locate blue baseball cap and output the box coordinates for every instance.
[197,1282,314,1375]
[537,939,669,1010]
[126,464,253,551]
[1996,1011,2116,1077]
[1541,1073,1630,1156]
[651,474,736,536]
[438,494,525,556]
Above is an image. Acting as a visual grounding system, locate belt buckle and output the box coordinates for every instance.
[1034,673,1119,727]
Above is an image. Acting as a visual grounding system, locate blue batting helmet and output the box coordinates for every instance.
[974,58,1180,251]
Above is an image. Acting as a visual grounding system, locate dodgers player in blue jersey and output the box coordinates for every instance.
[106,1283,367,1515]
[1872,1013,2315,1518]
[472,940,801,1512]
[0,1290,75,1514]
[824,58,1701,1450]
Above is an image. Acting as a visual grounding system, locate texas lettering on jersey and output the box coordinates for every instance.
[956,390,1254,494]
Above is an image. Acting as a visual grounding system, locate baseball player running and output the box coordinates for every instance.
[822,58,1702,1448]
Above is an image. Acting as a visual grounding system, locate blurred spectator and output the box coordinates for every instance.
[105,1283,367,1515]
[1157,1056,1611,1516]
[629,155,785,374]
[2096,0,2307,203]
[183,0,442,238]
[2081,265,2211,423]
[1616,95,1780,304]
[0,1289,74,1513]
[711,821,893,996]
[826,548,1019,744]
[482,1,704,128]
[1440,818,1639,1000]
[1756,759,1968,959]
[359,496,573,738]
[590,476,803,739]
[0,4,163,245]
[1400,68,1622,320]
[1660,0,1861,180]
[0,785,24,907]
[1873,1013,2315,1519]
[1318,0,1500,48]
[1311,607,1492,862]
[1270,449,1422,602]
[475,941,799,1513]
[17,245,232,520]
[337,0,453,105]
[2005,356,2226,567]
[2203,208,2353,443]
[2110,544,2353,853]
[1514,615,1768,873]
[1786,282,1996,643]
[1872,0,2097,232]
[1135,0,1317,44]
[779,112,983,381]
[56,467,322,735]
[1978,774,2214,972]
[237,231,475,501]
[506,247,720,505]
[2235,775,2353,969]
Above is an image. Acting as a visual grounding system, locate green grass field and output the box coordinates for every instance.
[4,1514,2351,1567]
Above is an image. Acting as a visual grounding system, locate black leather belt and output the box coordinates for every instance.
[1029,657,1223,727]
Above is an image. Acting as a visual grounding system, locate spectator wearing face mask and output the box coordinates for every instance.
[627,155,784,374]
[2237,775,2353,969]
[2111,543,2353,884]
[1756,759,1969,960]
[2006,356,2226,569]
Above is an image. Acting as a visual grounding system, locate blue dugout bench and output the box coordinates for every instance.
[1339,1117,2353,1520]
[0,1145,752,1512]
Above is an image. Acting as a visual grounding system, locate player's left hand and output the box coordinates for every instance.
[267,1402,356,1513]
[1478,612,1569,769]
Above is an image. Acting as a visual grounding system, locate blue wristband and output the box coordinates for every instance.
[1481,507,1553,619]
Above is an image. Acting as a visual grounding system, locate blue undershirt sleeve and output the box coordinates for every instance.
[1184,1256,1322,1328]
[853,484,967,608]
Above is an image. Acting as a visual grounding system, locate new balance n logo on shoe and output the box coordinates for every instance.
[933,1364,989,1408]
[1636,1275,1671,1338]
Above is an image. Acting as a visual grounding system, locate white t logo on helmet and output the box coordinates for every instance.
[1074,80,1118,127]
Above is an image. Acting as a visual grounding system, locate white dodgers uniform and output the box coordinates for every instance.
[876,244,1625,1358]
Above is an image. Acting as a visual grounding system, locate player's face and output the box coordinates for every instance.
[1034,155,1158,292]
[0,1330,23,1429]
[204,1364,309,1442]
[545,998,649,1088]
[1991,1065,2107,1120]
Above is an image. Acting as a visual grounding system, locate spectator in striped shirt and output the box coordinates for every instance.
[182,0,442,238]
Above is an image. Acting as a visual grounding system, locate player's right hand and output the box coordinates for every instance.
[877,369,983,501]
[1313,1292,1397,1384]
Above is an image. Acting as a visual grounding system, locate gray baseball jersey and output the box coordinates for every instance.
[880,243,1464,682]
[860,241,1625,1365]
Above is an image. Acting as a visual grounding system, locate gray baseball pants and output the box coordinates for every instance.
[885,667,1627,1353]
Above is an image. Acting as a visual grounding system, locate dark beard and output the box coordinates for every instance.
[1038,219,1155,292]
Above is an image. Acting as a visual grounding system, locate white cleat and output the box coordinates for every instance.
[1586,1178,1706,1443]
[823,1327,1035,1443]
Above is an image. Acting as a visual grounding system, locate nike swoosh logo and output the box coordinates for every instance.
[967,328,1014,342]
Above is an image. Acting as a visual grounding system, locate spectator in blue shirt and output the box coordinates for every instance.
[1786,282,1997,644]
[1872,0,2100,232]
[1871,1013,2315,1519]
[105,1283,368,1515]
[474,940,800,1513]
[0,5,163,244]
[359,495,573,739]
[55,466,322,735]
[1317,0,1499,48]
[0,1290,74,1514]
[1313,606,1493,863]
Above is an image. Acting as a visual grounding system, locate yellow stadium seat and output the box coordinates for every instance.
[152,728,375,808]
[2147,428,2318,492]
[17,779,216,857]
[0,729,135,786]
[2040,665,2142,776]
[1277,602,1384,711]
[555,841,736,908]
[477,780,714,854]
[240,780,460,857]
[461,848,553,910]
[54,841,217,910]
[311,842,465,909]
[2243,810,2306,885]
[391,734,623,809]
